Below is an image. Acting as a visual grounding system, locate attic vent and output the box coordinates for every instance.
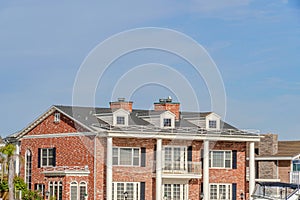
[54,113,60,123]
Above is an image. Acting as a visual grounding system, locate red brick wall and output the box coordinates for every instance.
[154,103,180,120]
[110,102,133,112]
[112,138,156,200]
[27,112,87,135]
[209,142,247,198]
[20,113,96,200]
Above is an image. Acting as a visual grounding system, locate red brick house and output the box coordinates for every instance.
[8,98,260,200]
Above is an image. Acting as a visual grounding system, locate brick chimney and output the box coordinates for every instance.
[109,98,133,112]
[154,97,180,120]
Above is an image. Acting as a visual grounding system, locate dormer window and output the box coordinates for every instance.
[54,113,60,123]
[116,116,125,125]
[163,118,172,127]
[209,120,217,129]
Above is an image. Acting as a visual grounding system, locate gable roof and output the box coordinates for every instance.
[8,105,251,140]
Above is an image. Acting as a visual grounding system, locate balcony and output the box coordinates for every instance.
[42,166,90,177]
[153,161,202,179]
[290,171,300,184]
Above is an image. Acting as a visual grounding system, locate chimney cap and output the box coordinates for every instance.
[117,97,126,102]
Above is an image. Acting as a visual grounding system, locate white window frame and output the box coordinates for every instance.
[54,113,60,123]
[113,147,140,166]
[163,118,172,127]
[70,181,78,200]
[163,146,187,171]
[209,150,232,169]
[116,116,125,125]
[25,150,32,189]
[209,120,217,129]
[209,183,231,200]
[112,182,140,200]
[163,183,188,200]
[49,181,63,200]
[41,148,54,167]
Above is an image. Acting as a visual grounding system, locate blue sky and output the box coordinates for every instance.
[1,0,300,140]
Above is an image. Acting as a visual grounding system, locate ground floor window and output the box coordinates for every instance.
[49,181,63,200]
[209,184,231,200]
[163,183,188,200]
[34,184,45,197]
[70,181,87,200]
[112,182,140,200]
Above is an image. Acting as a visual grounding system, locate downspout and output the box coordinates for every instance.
[94,135,97,200]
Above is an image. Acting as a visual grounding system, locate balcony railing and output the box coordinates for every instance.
[163,161,201,174]
[153,161,202,178]
[290,171,300,184]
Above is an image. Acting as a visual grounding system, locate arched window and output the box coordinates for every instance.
[70,182,78,200]
[79,182,87,200]
[25,150,32,189]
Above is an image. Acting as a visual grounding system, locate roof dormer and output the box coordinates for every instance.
[160,110,176,129]
[113,109,130,126]
[206,113,221,130]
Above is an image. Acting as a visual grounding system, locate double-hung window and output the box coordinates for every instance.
[209,150,232,168]
[41,148,55,167]
[112,182,140,200]
[113,147,140,166]
[209,184,231,200]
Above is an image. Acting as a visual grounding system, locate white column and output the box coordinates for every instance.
[156,139,162,200]
[15,142,20,175]
[249,142,255,200]
[106,137,113,200]
[203,140,210,200]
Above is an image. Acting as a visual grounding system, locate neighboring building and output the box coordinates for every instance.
[255,134,300,184]
[7,98,260,200]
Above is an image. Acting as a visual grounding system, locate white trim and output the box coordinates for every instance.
[43,170,90,176]
[209,183,231,200]
[23,132,96,139]
[209,150,232,169]
[254,156,293,161]
[107,131,261,142]
[112,182,140,200]
[112,147,141,166]
[255,178,281,182]
[16,106,95,139]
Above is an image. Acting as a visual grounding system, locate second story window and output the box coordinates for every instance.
[113,147,140,166]
[209,150,232,168]
[163,118,172,127]
[38,148,56,167]
[209,120,217,129]
[116,116,125,125]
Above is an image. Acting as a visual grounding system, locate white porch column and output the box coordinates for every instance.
[249,142,255,200]
[156,138,162,200]
[15,142,20,175]
[203,140,210,200]
[106,137,113,200]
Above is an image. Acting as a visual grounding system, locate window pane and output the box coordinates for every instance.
[126,183,134,200]
[164,118,171,127]
[71,186,77,200]
[80,185,86,200]
[173,184,180,200]
[210,185,217,200]
[117,183,124,200]
[120,149,132,165]
[48,149,54,156]
[212,151,224,168]
[164,184,171,199]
